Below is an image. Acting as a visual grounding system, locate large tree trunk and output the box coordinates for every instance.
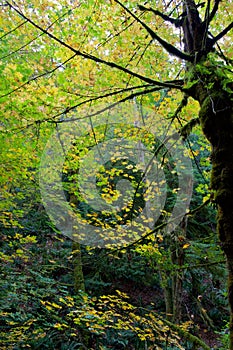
[181,1,233,347]
[183,40,233,350]
[196,83,233,348]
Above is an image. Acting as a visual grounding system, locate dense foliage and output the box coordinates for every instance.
[0,1,233,349]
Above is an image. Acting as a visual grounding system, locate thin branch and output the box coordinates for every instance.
[187,197,211,216]
[48,86,167,124]
[82,200,215,265]
[140,308,211,350]
[0,54,77,99]
[212,21,233,44]
[208,31,233,65]
[85,198,213,260]
[0,20,27,40]
[94,18,135,52]
[202,0,211,51]
[2,85,164,133]
[0,5,78,61]
[115,0,193,62]
[0,32,42,61]
[95,216,185,259]
[146,257,226,273]
[208,0,221,23]
[6,1,184,91]
[169,94,189,124]
[138,4,181,26]
[179,117,200,139]
[173,109,209,186]
[134,39,153,66]
[138,2,205,27]
[125,39,153,86]
[62,84,153,98]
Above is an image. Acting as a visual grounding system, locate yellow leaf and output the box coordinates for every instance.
[182,243,190,249]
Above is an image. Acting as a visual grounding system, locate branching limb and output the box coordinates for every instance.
[168,94,189,124]
[115,0,193,62]
[202,0,211,51]
[89,198,214,260]
[208,0,221,23]
[6,1,184,90]
[138,4,182,26]
[171,102,207,185]
[201,0,223,51]
[49,86,168,124]
[186,197,211,216]
[0,20,27,40]
[138,2,205,27]
[208,31,233,65]
[212,21,233,45]
[179,117,200,139]
[147,310,211,350]
[3,85,166,133]
[0,54,77,99]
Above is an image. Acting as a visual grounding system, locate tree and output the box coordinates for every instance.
[0,0,233,347]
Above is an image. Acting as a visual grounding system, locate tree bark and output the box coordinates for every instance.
[72,241,85,293]
[70,194,85,293]
[184,80,233,346]
[197,84,233,348]
[160,220,186,323]
[171,219,187,324]
[180,1,233,347]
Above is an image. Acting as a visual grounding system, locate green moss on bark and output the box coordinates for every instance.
[73,241,85,293]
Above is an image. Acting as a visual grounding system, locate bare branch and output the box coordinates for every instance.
[7,1,184,90]
[115,0,193,62]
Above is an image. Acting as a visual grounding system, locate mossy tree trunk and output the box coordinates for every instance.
[70,194,85,293]
[161,218,187,324]
[72,241,85,293]
[180,1,233,347]
[171,218,187,324]
[192,78,233,347]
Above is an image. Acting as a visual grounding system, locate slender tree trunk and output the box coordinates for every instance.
[72,241,85,293]
[160,221,186,323]
[171,241,185,323]
[163,279,173,321]
[171,218,187,323]
[160,246,184,324]
[70,194,85,293]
